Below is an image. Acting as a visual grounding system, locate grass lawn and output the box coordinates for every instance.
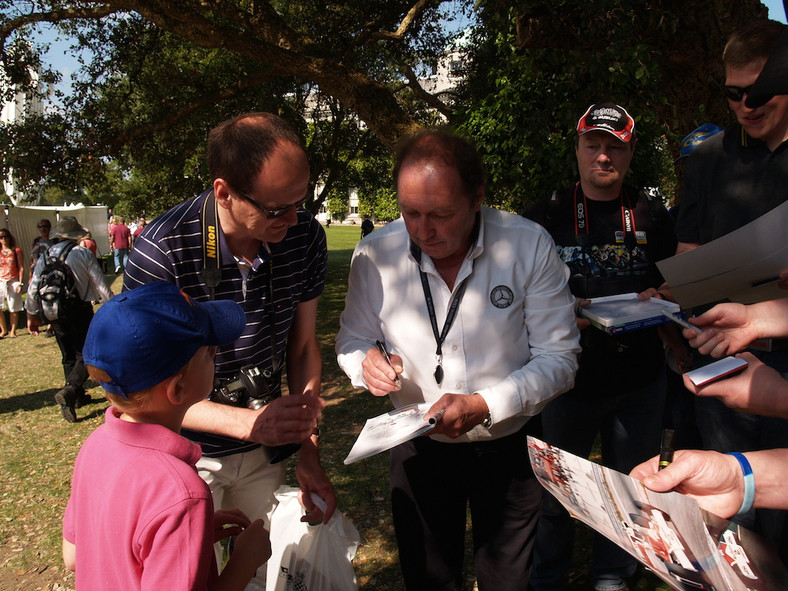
[0,224,667,590]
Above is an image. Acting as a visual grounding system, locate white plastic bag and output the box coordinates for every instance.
[265,486,360,591]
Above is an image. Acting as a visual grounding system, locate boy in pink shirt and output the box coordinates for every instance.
[63,281,270,590]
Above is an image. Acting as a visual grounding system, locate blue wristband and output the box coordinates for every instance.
[726,452,755,516]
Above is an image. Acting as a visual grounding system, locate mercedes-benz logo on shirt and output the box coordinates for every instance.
[490,285,514,309]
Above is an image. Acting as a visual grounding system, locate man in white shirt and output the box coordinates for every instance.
[336,128,580,590]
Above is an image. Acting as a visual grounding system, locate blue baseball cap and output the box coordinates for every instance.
[83,281,245,397]
[678,123,724,159]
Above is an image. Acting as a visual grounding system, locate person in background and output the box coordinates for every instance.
[110,216,132,274]
[360,216,374,239]
[64,281,270,591]
[30,218,52,277]
[526,102,677,591]
[79,231,98,257]
[336,127,580,590]
[26,217,114,423]
[131,219,146,249]
[0,228,25,338]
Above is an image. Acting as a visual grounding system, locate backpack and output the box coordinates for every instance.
[37,242,81,322]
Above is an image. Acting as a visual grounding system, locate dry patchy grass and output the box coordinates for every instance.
[0,227,665,590]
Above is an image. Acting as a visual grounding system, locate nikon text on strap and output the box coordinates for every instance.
[201,190,221,301]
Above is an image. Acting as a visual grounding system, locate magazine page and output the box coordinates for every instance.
[344,403,437,464]
[527,436,788,590]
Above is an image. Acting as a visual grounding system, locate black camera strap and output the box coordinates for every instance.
[201,190,280,374]
[201,190,222,301]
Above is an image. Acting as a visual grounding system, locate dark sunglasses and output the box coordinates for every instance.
[37,225,50,229]
[723,85,753,102]
[0,234,9,239]
[234,187,308,219]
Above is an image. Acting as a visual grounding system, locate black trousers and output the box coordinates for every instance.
[50,302,93,395]
[390,425,541,591]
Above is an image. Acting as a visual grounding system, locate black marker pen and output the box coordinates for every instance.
[659,428,676,470]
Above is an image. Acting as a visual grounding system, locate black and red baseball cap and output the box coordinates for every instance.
[576,102,636,143]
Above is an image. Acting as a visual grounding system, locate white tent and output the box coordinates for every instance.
[1,204,109,281]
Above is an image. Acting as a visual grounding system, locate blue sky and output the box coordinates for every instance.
[764,0,788,21]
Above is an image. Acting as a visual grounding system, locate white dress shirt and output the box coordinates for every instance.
[336,207,581,443]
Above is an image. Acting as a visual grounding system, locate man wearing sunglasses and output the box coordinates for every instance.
[676,20,788,253]
[672,20,788,553]
[124,113,335,589]
[336,128,580,590]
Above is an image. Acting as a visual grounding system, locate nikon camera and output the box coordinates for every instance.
[210,364,280,409]
[210,365,300,464]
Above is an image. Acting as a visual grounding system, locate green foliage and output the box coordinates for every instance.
[1,0,468,215]
[457,2,678,213]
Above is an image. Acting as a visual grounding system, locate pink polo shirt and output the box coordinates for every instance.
[63,407,217,590]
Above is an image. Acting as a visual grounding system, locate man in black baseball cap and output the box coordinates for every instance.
[527,102,677,591]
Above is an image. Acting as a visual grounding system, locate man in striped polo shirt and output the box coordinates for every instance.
[125,113,335,588]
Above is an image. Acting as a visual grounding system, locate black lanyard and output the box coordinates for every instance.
[411,243,469,386]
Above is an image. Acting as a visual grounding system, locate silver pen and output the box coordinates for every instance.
[375,340,401,386]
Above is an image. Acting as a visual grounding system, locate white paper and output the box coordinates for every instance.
[344,403,437,464]
[657,200,788,309]
[527,436,786,590]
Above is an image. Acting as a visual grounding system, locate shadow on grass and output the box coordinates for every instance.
[0,381,106,422]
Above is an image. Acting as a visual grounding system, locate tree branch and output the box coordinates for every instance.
[1,5,119,44]
[401,64,453,119]
[365,0,439,42]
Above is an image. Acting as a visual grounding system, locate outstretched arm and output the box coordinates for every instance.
[683,299,788,357]
[682,352,788,418]
[287,298,336,524]
[630,449,788,517]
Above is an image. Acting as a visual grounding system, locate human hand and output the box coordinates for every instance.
[778,269,788,290]
[26,314,40,336]
[295,443,337,524]
[361,347,403,396]
[575,298,592,330]
[224,519,271,579]
[683,353,788,418]
[213,508,252,542]
[248,394,325,447]
[638,283,675,303]
[426,393,489,438]
[683,302,756,357]
[630,450,743,519]
[658,324,694,373]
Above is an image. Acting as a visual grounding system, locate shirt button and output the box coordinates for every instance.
[456,383,462,389]
[452,345,458,351]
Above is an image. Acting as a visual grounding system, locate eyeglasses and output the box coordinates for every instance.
[0,235,9,239]
[233,187,309,219]
[37,225,50,229]
[724,85,753,102]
